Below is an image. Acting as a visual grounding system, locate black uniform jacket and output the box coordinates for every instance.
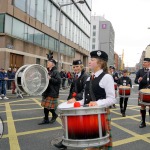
[134,68,150,90]
[42,66,61,98]
[117,76,132,87]
[67,69,89,101]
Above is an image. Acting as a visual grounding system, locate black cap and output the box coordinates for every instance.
[109,65,115,69]
[47,53,56,65]
[90,50,108,62]
[144,58,150,62]
[72,60,82,65]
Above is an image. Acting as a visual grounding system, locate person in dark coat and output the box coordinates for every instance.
[38,53,61,125]
[117,69,132,117]
[54,59,89,149]
[134,57,150,128]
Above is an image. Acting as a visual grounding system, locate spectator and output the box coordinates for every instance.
[0,68,9,99]
[60,69,67,89]
[7,68,12,90]
[11,68,17,94]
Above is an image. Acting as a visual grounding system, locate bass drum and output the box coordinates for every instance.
[15,64,49,96]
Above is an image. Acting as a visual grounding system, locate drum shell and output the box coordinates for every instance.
[58,103,110,148]
[139,89,150,103]
[119,86,130,97]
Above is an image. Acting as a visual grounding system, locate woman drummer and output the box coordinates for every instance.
[54,59,89,149]
[68,50,116,150]
[117,69,132,117]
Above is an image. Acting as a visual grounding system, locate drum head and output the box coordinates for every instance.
[140,89,150,93]
[15,64,49,95]
[58,102,74,109]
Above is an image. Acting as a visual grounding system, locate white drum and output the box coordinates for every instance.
[57,102,110,148]
[15,64,49,95]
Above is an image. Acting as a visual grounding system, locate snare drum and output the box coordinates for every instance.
[119,86,131,97]
[57,102,109,148]
[139,89,150,105]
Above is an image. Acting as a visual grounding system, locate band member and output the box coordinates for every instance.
[68,50,116,150]
[117,69,132,117]
[134,57,150,128]
[54,59,89,149]
[109,65,118,108]
[38,53,61,125]
[109,66,119,83]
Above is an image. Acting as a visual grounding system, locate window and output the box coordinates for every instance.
[92,38,96,43]
[36,58,40,64]
[92,44,95,50]
[93,31,96,36]
[14,0,26,12]
[12,18,25,39]
[30,0,36,18]
[5,15,12,34]
[93,25,96,30]
[34,29,42,45]
[0,14,5,33]
[36,0,44,22]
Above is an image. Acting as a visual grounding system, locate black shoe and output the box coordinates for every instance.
[122,113,126,117]
[38,119,49,125]
[54,141,67,149]
[49,114,58,123]
[139,122,146,128]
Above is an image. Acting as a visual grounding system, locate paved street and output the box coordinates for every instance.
[0,74,150,150]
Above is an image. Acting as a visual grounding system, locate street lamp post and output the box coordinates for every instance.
[57,0,85,71]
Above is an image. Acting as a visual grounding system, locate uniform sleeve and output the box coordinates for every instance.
[96,74,117,108]
[134,70,140,84]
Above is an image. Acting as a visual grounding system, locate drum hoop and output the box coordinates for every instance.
[62,133,110,148]
[139,101,150,106]
[58,107,106,116]
[15,64,48,95]
[15,65,28,92]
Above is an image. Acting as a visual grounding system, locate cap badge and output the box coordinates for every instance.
[97,51,101,56]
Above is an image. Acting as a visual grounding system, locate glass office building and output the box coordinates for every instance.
[0,0,91,70]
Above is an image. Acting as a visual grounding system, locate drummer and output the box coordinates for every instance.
[134,57,150,128]
[38,53,61,125]
[54,59,89,149]
[68,50,116,150]
[117,69,132,117]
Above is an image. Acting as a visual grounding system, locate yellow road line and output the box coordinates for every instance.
[2,126,62,139]
[5,103,20,150]
[10,103,37,106]
[112,121,150,146]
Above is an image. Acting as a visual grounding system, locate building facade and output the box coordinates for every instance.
[90,16,115,66]
[0,0,91,71]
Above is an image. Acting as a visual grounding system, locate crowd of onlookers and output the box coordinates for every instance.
[0,68,17,100]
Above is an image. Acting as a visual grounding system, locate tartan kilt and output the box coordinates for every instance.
[41,96,58,110]
[91,108,112,150]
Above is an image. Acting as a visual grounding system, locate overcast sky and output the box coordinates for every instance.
[91,0,150,67]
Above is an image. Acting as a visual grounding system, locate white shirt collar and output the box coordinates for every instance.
[93,69,103,77]
[76,72,81,77]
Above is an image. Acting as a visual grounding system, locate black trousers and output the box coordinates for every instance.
[120,97,128,112]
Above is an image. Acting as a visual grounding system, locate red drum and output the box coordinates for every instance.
[139,89,150,105]
[114,82,117,90]
[119,86,131,97]
[58,102,109,148]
